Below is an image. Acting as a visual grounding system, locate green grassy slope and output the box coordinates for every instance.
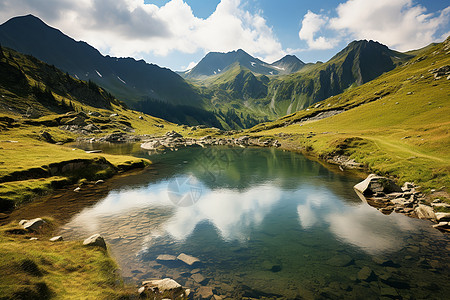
[247,37,450,191]
[0,46,196,209]
[188,40,414,129]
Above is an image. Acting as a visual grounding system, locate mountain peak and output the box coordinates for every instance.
[270,54,305,74]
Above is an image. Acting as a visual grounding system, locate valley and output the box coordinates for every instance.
[0,12,449,300]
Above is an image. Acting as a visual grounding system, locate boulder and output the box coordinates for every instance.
[165,131,183,138]
[141,278,184,298]
[435,212,450,222]
[64,115,87,127]
[39,131,55,143]
[354,174,402,196]
[83,124,101,132]
[22,218,45,231]
[177,253,200,265]
[83,234,107,249]
[415,204,436,221]
[50,236,63,242]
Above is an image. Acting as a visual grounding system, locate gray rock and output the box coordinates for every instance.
[165,131,183,138]
[327,254,354,267]
[83,234,107,249]
[141,278,183,295]
[83,124,101,132]
[156,254,177,262]
[435,212,450,221]
[431,202,450,208]
[197,286,214,299]
[74,187,81,192]
[50,236,63,242]
[432,222,449,229]
[415,204,436,220]
[177,253,200,265]
[191,273,206,284]
[40,131,55,143]
[354,174,402,196]
[22,218,45,231]
[357,266,376,281]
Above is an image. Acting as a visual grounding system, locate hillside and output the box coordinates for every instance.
[186,40,413,129]
[0,15,226,127]
[0,45,202,209]
[247,37,450,190]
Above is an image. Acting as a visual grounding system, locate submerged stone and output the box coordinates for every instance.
[327,254,354,267]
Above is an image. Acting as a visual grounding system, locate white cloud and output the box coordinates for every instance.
[298,0,450,51]
[329,0,450,51]
[0,0,284,62]
[298,10,337,50]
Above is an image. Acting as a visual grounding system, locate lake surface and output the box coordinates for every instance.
[61,144,450,299]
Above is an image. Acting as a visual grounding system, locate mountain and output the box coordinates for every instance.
[264,39,413,115]
[183,49,303,79]
[248,36,450,190]
[189,39,414,124]
[270,55,305,74]
[0,15,223,126]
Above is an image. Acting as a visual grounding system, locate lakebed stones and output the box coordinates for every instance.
[327,254,354,267]
[83,234,107,249]
[357,266,376,282]
[49,235,63,242]
[177,253,200,266]
[197,286,214,299]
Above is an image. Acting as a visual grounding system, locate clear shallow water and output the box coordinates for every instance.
[62,145,450,299]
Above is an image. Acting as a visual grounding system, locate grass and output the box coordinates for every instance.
[246,38,450,192]
[0,219,133,299]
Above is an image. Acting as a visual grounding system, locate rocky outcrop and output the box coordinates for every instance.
[83,234,107,249]
[355,175,450,231]
[140,131,282,153]
[354,174,402,196]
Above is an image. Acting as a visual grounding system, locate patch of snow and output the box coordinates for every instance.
[185,69,192,74]
[117,76,126,84]
[218,69,221,72]
[214,71,217,74]
[250,62,256,67]
[394,56,401,59]
[95,70,103,78]
[269,71,273,75]
[74,74,79,80]
[272,65,285,71]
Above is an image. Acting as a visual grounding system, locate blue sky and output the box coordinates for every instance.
[0,0,449,70]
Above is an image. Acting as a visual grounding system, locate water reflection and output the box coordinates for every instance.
[61,146,450,299]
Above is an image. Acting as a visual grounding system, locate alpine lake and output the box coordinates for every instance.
[59,143,450,299]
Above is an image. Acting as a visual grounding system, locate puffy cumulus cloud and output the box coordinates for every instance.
[298,11,337,50]
[298,0,450,51]
[0,0,284,61]
[329,0,450,51]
